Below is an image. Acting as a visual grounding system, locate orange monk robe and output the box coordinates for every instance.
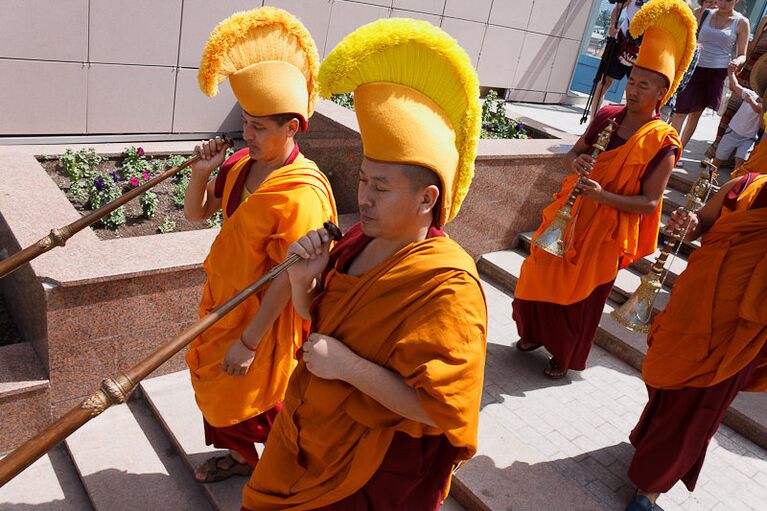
[628,174,767,493]
[186,152,337,428]
[241,234,487,511]
[643,174,767,391]
[515,120,681,306]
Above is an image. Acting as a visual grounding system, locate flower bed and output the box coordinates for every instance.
[39,146,233,239]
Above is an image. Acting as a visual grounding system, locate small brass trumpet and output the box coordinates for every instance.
[611,160,718,332]
[533,119,618,257]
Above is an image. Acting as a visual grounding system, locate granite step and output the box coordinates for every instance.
[669,164,731,196]
[64,399,211,511]
[478,248,671,316]
[140,371,246,511]
[0,445,93,510]
[477,249,767,453]
[516,232,688,289]
[141,370,469,510]
[0,342,51,454]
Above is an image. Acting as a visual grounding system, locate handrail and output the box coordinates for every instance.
[0,221,342,487]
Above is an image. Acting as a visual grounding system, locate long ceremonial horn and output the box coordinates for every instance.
[611,161,718,332]
[0,221,342,488]
[0,135,235,280]
[533,118,618,257]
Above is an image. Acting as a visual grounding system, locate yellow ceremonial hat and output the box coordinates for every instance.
[198,6,319,130]
[630,0,697,106]
[318,18,481,225]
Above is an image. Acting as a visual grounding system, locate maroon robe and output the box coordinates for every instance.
[203,404,282,467]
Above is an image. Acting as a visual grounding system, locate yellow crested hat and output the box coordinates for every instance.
[630,0,697,106]
[318,18,481,225]
[198,6,319,130]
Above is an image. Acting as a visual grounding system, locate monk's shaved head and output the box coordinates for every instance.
[399,164,442,194]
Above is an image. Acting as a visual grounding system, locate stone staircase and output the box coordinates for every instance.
[0,370,467,510]
[475,163,767,455]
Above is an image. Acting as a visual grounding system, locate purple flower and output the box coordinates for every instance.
[110,171,120,183]
[142,171,150,181]
[136,147,145,157]
[130,176,140,187]
[93,176,106,192]
[515,123,525,132]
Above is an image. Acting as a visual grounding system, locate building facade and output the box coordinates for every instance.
[0,0,596,137]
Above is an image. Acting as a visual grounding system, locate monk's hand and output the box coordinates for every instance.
[662,208,698,237]
[575,177,602,201]
[286,228,332,286]
[571,153,594,177]
[191,137,228,177]
[302,333,355,381]
[221,337,257,377]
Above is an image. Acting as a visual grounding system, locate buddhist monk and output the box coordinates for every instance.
[240,18,487,510]
[183,7,337,483]
[512,0,696,379]
[625,171,767,511]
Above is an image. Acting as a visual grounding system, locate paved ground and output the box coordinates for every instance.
[474,278,767,511]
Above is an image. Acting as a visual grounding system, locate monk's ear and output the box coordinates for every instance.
[286,118,300,138]
[419,185,440,215]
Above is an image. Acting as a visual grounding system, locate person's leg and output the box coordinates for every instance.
[670,112,686,135]
[590,76,615,119]
[680,110,703,148]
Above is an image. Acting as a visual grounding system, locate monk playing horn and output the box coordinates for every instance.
[512,0,695,379]
[240,18,487,510]
[183,7,337,483]
[625,171,767,510]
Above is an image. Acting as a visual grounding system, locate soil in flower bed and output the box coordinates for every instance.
[0,294,23,347]
[40,156,214,240]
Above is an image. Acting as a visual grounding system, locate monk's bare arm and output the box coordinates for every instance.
[564,135,593,174]
[184,138,226,221]
[302,334,438,427]
[342,355,438,428]
[241,273,291,348]
[286,228,333,319]
[667,178,741,241]
[577,151,675,215]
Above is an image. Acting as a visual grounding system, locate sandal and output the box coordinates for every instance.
[543,357,567,379]
[515,339,543,352]
[194,454,252,483]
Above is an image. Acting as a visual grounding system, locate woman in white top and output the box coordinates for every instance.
[671,0,749,150]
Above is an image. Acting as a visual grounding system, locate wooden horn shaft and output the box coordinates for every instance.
[0,220,342,487]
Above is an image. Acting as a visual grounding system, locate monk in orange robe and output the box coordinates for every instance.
[513,3,696,378]
[626,172,767,511]
[241,18,487,510]
[183,8,337,482]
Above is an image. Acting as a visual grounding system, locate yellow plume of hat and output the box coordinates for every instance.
[198,6,319,130]
[318,18,481,225]
[630,0,697,106]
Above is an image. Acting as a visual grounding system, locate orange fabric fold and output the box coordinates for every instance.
[186,153,337,427]
[644,175,767,390]
[515,120,680,305]
[242,236,487,510]
[734,136,767,178]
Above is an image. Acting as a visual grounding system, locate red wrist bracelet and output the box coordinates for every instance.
[240,337,257,352]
